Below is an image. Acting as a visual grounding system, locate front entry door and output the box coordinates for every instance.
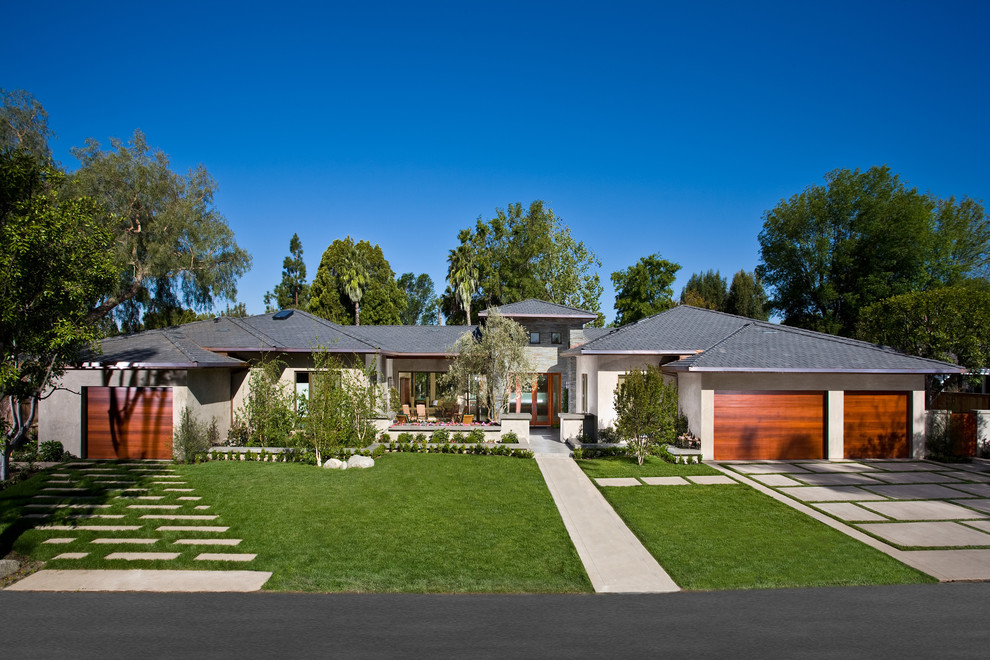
[532,373,559,426]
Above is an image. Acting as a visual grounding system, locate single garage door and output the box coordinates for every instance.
[714,391,825,460]
[843,392,909,459]
[85,387,173,459]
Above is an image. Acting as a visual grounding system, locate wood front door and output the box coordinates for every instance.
[85,387,173,459]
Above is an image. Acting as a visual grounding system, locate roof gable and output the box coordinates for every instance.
[478,299,597,320]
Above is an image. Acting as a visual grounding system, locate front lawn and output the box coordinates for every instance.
[1,455,591,593]
[599,484,934,590]
[576,455,721,479]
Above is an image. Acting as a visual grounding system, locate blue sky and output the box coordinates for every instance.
[4,1,988,323]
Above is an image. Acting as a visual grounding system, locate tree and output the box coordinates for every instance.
[1,150,119,480]
[309,237,406,325]
[231,357,297,448]
[67,130,252,324]
[397,272,438,325]
[442,311,533,423]
[264,233,310,312]
[446,241,478,325]
[757,166,990,336]
[724,270,770,320]
[0,89,53,162]
[341,243,370,325]
[858,286,990,373]
[611,254,681,326]
[614,366,680,466]
[441,201,604,325]
[679,270,727,310]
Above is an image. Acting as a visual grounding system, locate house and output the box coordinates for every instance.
[39,300,963,461]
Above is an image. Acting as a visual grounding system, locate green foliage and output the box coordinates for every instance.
[68,129,251,324]
[397,432,414,443]
[441,201,604,325]
[398,272,438,324]
[38,440,68,462]
[171,407,213,464]
[0,150,119,480]
[430,427,450,443]
[680,269,726,310]
[265,233,310,311]
[757,166,990,336]
[858,286,990,372]
[724,270,770,320]
[611,253,681,326]
[233,357,297,447]
[501,430,519,444]
[0,89,53,162]
[466,429,486,443]
[442,311,533,424]
[613,366,680,465]
[309,236,406,325]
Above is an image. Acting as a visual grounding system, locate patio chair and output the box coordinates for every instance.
[402,404,414,421]
[461,414,473,425]
[416,403,428,421]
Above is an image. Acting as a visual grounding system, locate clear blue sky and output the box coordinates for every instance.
[4,1,988,323]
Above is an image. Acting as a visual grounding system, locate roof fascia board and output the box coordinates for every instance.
[668,366,966,374]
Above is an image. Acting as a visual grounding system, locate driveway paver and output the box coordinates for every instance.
[857,522,990,547]
[867,472,962,484]
[947,483,990,497]
[812,503,887,522]
[858,501,989,521]
[955,499,990,514]
[802,463,877,473]
[777,486,887,502]
[863,484,975,500]
[729,463,810,474]
[792,473,883,486]
[750,474,803,487]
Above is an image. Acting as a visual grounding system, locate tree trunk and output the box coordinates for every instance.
[355,302,361,326]
[0,445,10,482]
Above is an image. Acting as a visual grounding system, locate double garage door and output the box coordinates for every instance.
[85,387,173,459]
[713,391,909,460]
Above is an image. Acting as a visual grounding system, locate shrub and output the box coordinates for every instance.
[452,432,466,444]
[397,432,414,443]
[466,429,485,444]
[233,356,297,447]
[414,432,427,444]
[38,440,67,462]
[172,407,212,464]
[501,430,519,444]
[572,447,584,459]
[597,427,619,444]
[431,428,451,444]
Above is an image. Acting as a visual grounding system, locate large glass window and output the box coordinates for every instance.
[581,373,588,413]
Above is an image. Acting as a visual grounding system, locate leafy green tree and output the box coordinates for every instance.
[265,233,310,312]
[67,129,252,324]
[309,236,406,325]
[757,166,990,336]
[858,286,990,372]
[1,150,119,480]
[446,241,478,325]
[611,253,681,326]
[724,270,770,320]
[614,366,680,466]
[441,201,604,325]
[679,270,727,310]
[397,272,438,325]
[232,357,296,447]
[341,243,370,325]
[0,89,53,162]
[442,311,533,423]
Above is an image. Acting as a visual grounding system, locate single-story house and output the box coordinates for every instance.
[39,299,963,461]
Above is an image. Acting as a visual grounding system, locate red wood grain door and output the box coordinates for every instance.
[714,391,825,460]
[85,387,173,459]
[843,392,910,459]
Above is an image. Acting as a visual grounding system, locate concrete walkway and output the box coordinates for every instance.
[6,569,271,592]
[527,428,572,456]
[536,455,679,593]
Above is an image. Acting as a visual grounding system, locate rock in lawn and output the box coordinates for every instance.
[322,458,346,470]
[347,455,375,469]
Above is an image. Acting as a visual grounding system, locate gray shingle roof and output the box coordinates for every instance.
[82,330,245,368]
[571,306,750,354]
[344,325,475,355]
[179,310,378,352]
[478,299,598,320]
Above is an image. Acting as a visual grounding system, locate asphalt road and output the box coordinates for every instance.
[3,583,987,659]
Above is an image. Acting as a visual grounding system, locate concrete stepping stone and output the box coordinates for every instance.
[868,472,961,484]
[640,477,689,485]
[79,468,117,472]
[119,495,164,500]
[23,514,52,519]
[948,483,990,497]
[105,552,181,560]
[728,463,810,474]
[778,486,887,502]
[54,553,88,560]
[174,539,241,546]
[194,553,256,562]
[41,525,141,531]
[25,503,111,509]
[164,488,194,492]
[156,526,228,532]
[802,462,876,473]
[6,569,273,592]
[750,474,803,487]
[140,514,217,520]
[91,538,159,545]
[194,506,210,510]
[46,480,72,484]
[89,480,137,485]
[596,478,640,487]
[50,473,72,477]
[859,500,989,521]
[149,475,183,478]
[42,487,91,492]
[127,504,182,510]
[954,499,990,514]
[962,521,990,534]
[120,488,149,492]
[813,502,888,521]
[43,538,77,544]
[793,473,883,486]
[863,461,940,472]
[177,496,201,501]
[67,514,126,520]
[857,521,990,547]
[687,475,737,485]
[941,471,990,483]
[153,481,187,485]
[32,494,99,500]
[864,484,976,500]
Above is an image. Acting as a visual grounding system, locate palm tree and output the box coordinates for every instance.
[447,244,478,325]
[341,245,369,325]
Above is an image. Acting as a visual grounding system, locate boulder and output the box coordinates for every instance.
[322,458,346,470]
[347,455,375,469]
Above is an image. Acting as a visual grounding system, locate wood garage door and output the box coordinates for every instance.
[85,387,173,459]
[714,391,825,460]
[843,392,909,459]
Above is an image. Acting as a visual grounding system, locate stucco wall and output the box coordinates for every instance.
[592,356,672,430]
[186,369,234,440]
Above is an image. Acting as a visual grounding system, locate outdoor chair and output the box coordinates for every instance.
[402,404,414,421]
[461,414,474,425]
[416,403,428,421]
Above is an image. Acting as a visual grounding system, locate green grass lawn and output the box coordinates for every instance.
[576,455,721,479]
[1,455,591,593]
[598,484,935,590]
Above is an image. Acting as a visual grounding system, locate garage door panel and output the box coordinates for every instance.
[844,392,909,459]
[85,387,173,460]
[715,391,825,460]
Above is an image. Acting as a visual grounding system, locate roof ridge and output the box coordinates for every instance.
[160,330,203,362]
[226,316,281,347]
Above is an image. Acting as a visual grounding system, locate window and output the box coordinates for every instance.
[530,332,540,344]
[581,373,588,412]
[616,373,627,396]
[551,332,562,345]
[295,372,310,413]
